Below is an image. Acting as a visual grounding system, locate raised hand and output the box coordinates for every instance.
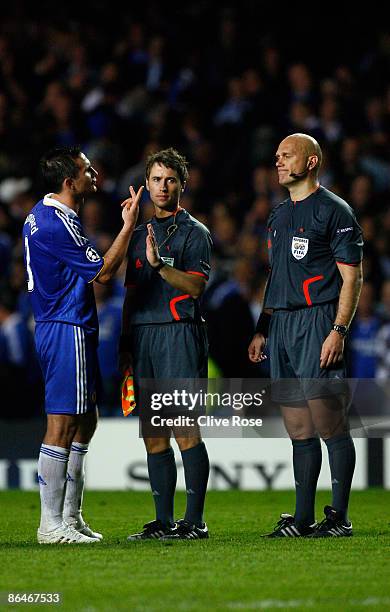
[121,185,144,229]
[146,223,161,268]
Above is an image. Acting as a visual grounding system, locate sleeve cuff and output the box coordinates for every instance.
[186,270,208,279]
[336,261,361,267]
[88,258,105,283]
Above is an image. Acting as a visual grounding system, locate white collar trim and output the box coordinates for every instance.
[43,194,78,218]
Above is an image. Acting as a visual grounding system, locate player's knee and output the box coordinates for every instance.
[45,415,79,448]
[175,436,202,451]
[317,422,348,440]
[287,424,315,440]
[73,410,98,443]
[143,437,171,454]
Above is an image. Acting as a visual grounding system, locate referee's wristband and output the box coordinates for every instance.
[119,334,132,352]
[255,312,271,338]
[153,258,166,272]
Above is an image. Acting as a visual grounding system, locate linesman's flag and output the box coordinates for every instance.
[121,370,136,416]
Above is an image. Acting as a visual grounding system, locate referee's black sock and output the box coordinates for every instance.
[181,441,210,528]
[147,447,177,527]
[292,437,322,528]
[325,433,356,522]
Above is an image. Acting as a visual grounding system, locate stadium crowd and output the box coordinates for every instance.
[0,4,389,416]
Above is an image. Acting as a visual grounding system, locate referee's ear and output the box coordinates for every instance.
[308,155,319,172]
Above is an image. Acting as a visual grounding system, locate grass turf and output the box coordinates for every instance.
[0,490,390,611]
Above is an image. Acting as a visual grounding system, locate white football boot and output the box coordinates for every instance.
[65,517,103,540]
[37,522,98,544]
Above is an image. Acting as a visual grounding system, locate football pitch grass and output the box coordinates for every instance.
[1,490,390,611]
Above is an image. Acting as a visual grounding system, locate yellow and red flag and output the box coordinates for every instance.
[121,370,136,416]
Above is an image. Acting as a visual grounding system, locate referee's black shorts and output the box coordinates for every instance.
[131,321,208,427]
[131,321,208,380]
[268,302,347,404]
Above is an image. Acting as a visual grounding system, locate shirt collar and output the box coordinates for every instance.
[151,207,186,225]
[43,194,78,218]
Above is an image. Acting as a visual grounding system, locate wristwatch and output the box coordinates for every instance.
[332,324,348,337]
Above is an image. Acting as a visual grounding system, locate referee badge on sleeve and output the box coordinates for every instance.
[291,236,309,260]
[161,257,174,267]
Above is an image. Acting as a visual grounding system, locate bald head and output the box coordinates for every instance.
[280,133,322,177]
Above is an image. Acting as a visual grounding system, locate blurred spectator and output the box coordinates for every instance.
[348,282,381,378]
[203,264,258,378]
[0,288,42,417]
[95,282,123,415]
[376,280,390,322]
[376,320,390,381]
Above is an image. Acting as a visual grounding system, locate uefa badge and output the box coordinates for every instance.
[86,246,101,262]
[291,236,309,260]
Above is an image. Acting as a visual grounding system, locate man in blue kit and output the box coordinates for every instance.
[249,133,363,537]
[120,148,211,540]
[23,145,143,543]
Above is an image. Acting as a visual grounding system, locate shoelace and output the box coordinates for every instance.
[177,521,192,533]
[316,516,334,531]
[273,516,294,532]
[142,520,164,535]
[176,521,201,536]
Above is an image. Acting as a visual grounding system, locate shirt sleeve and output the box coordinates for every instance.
[328,202,363,264]
[53,213,104,282]
[182,225,212,279]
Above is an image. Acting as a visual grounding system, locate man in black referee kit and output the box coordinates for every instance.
[248,133,363,537]
[120,148,211,540]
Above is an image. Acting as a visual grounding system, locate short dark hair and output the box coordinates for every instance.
[145,147,189,185]
[40,146,82,193]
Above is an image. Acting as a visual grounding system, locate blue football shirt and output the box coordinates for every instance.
[23,195,104,332]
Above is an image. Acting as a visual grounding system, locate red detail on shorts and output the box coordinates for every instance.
[186,271,207,277]
[302,275,324,306]
[135,258,143,269]
[169,294,190,320]
[267,238,272,249]
[125,283,136,288]
[336,261,358,267]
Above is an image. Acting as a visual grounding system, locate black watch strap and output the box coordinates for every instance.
[154,258,165,272]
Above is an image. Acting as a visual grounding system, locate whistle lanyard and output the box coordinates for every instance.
[156,208,181,250]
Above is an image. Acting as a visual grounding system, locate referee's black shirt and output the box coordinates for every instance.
[124,208,212,324]
[264,186,363,310]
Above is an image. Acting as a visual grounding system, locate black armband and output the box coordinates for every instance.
[255,312,271,338]
[119,334,132,352]
[153,258,166,272]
